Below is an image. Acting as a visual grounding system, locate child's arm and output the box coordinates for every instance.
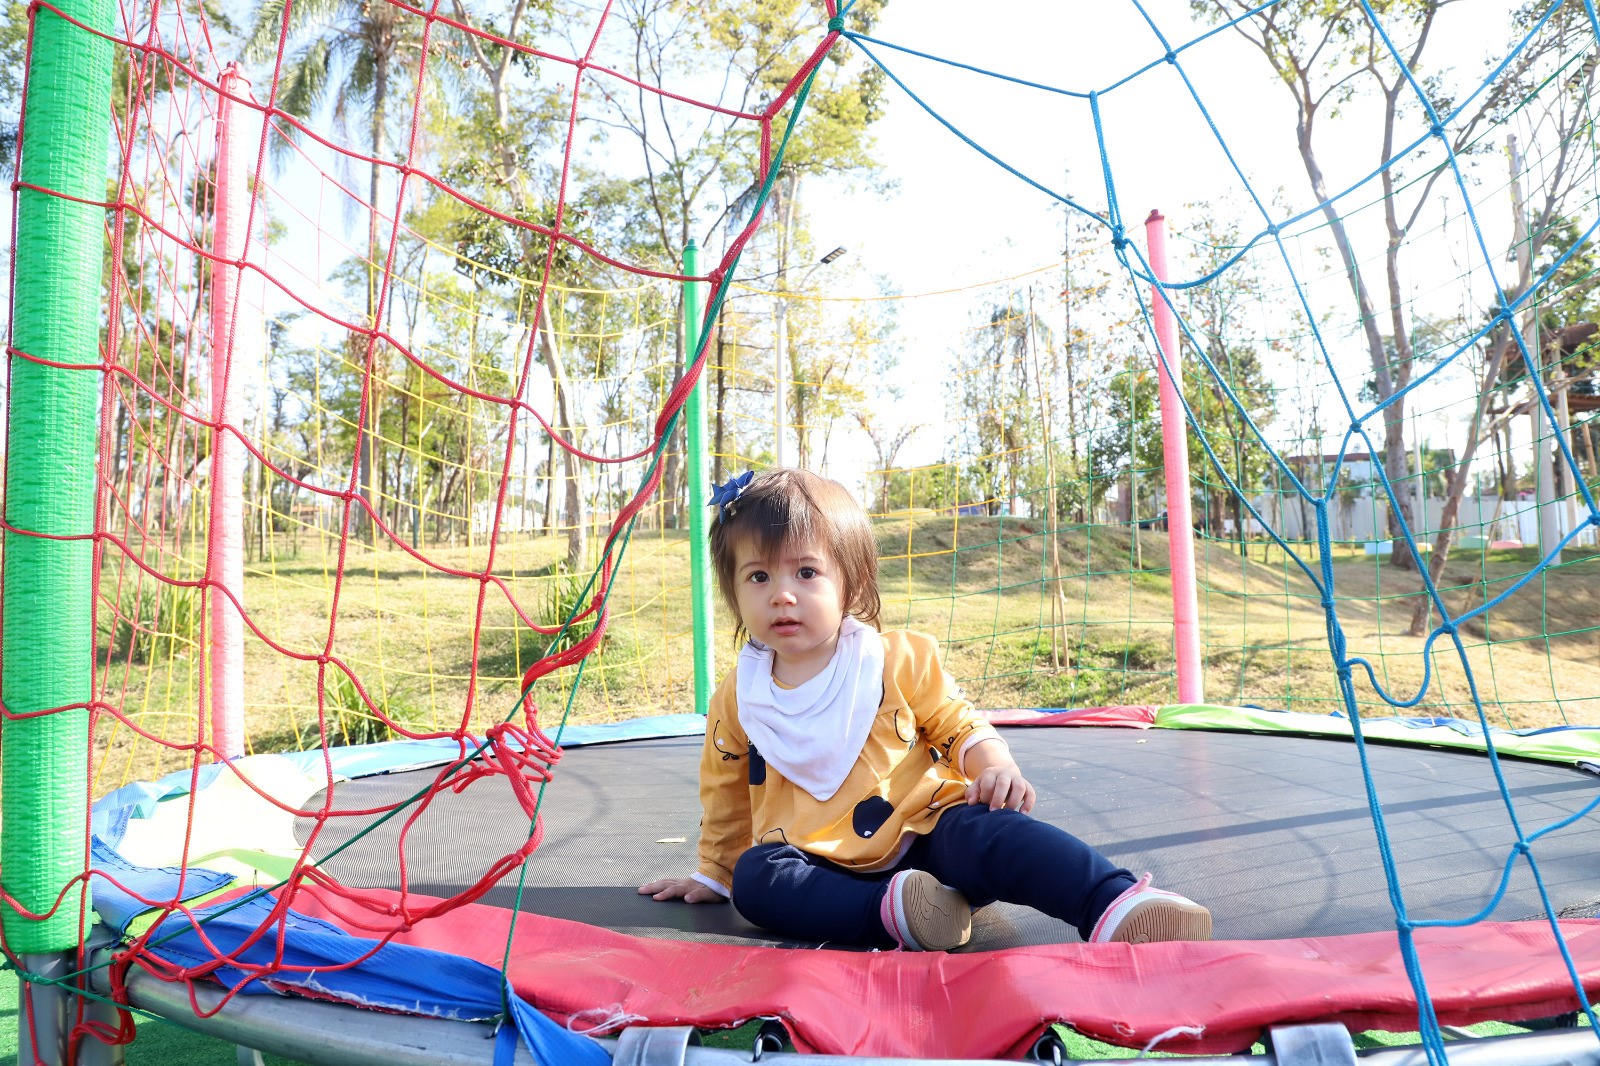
[638,680,750,904]
[903,631,1035,812]
[962,735,1036,813]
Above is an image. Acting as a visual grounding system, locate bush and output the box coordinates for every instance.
[534,566,599,658]
[100,581,202,664]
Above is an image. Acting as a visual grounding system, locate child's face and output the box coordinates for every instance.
[732,535,847,667]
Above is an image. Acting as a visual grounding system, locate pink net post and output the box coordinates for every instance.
[204,65,261,760]
[1145,210,1204,705]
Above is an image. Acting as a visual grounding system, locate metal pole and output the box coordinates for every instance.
[683,242,714,716]
[1509,134,1562,565]
[1144,210,1204,705]
[774,280,788,467]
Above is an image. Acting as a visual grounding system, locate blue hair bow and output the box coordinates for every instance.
[709,470,755,522]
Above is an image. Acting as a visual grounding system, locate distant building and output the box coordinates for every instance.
[1287,452,1379,490]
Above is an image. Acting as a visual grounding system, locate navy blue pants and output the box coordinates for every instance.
[731,804,1134,947]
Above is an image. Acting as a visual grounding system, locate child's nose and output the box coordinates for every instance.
[770,582,797,605]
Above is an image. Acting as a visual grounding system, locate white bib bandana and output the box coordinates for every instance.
[735,615,886,802]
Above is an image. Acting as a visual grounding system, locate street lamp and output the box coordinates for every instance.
[774,247,848,467]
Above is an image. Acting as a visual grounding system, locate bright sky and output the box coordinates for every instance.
[805,0,1537,483]
[0,1,1559,506]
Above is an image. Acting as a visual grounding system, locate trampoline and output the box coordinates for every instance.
[83,707,1600,1063]
[8,0,1600,1062]
[296,723,1600,948]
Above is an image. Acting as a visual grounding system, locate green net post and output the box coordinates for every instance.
[683,241,714,715]
[2,0,115,1033]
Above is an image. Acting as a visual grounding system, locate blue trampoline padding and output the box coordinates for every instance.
[128,876,607,1066]
[90,837,234,935]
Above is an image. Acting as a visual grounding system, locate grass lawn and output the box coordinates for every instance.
[79,515,1600,790]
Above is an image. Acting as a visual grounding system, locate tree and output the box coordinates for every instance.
[1177,208,1283,549]
[1092,365,1164,530]
[245,0,456,542]
[582,0,887,512]
[857,413,919,513]
[1193,0,1572,571]
[946,295,1046,514]
[1406,28,1600,636]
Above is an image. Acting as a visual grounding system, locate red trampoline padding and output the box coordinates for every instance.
[982,706,1157,727]
[280,886,1600,1057]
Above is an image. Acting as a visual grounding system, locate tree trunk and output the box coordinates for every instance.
[356,50,390,548]
[713,322,726,485]
[1407,328,1518,636]
[1293,108,1413,569]
[540,298,585,570]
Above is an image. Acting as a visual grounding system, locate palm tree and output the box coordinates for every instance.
[243,0,450,541]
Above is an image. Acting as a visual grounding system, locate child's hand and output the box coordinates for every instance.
[638,876,728,904]
[965,764,1037,813]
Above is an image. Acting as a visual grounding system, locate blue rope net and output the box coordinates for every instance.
[840,1,1600,1059]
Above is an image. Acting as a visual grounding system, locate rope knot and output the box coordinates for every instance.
[1429,121,1445,138]
[1164,50,1177,65]
[827,15,844,32]
[1111,225,1127,250]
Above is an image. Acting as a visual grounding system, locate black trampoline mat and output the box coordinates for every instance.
[294,726,1600,951]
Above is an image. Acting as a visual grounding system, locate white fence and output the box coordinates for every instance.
[1245,493,1599,549]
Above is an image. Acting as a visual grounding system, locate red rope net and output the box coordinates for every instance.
[3,0,845,1044]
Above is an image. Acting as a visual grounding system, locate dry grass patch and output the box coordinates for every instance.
[77,519,1600,789]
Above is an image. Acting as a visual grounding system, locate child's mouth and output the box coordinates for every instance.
[770,619,802,636]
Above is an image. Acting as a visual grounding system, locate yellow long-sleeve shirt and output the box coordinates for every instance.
[695,629,999,893]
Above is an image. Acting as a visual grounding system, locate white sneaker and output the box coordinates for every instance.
[1089,873,1212,944]
[880,870,973,951]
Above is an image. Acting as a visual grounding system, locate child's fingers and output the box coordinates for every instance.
[686,885,727,904]
[641,877,700,901]
[988,775,1016,810]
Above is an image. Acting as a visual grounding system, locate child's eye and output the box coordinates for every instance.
[798,566,818,580]
[746,570,768,584]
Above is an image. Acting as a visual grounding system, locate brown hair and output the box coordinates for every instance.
[709,469,881,642]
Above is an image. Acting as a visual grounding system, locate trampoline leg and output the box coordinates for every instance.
[74,927,127,1066]
[17,952,72,1066]
[236,1043,267,1066]
[1268,1023,1356,1065]
[613,1025,699,1066]
[75,993,126,1066]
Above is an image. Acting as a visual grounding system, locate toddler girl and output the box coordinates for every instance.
[639,469,1211,950]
